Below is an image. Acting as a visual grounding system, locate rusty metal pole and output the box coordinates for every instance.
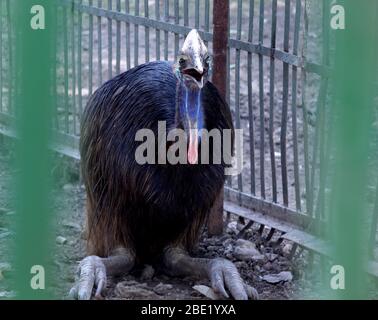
[208,0,229,236]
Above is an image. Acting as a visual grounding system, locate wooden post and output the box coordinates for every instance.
[208,0,229,236]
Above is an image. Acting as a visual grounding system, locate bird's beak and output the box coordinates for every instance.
[182,67,204,89]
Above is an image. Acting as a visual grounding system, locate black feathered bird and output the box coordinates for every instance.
[70,30,254,300]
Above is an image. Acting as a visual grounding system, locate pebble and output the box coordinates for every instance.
[56,236,67,245]
[62,184,74,191]
[233,239,261,261]
[153,283,173,295]
[0,291,16,298]
[140,265,155,281]
[193,285,221,300]
[262,271,293,284]
[115,283,159,299]
[282,243,293,256]
[266,253,279,262]
[227,221,238,234]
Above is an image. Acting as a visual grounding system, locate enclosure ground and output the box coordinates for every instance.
[0,143,330,300]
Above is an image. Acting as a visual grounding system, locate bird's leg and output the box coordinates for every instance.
[70,247,135,300]
[162,246,257,300]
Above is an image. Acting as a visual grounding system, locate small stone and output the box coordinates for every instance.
[266,253,278,262]
[283,243,293,256]
[223,238,233,247]
[0,291,16,298]
[63,184,74,191]
[115,282,159,299]
[193,285,221,300]
[56,236,67,245]
[0,231,11,239]
[251,254,266,262]
[234,261,248,269]
[262,271,293,284]
[140,265,155,281]
[0,263,11,273]
[235,239,257,249]
[62,221,82,231]
[227,221,238,233]
[233,247,264,261]
[226,253,233,260]
[263,262,273,271]
[153,282,173,295]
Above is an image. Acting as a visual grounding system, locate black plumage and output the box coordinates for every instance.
[80,61,234,265]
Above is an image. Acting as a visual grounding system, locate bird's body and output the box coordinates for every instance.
[72,30,254,301]
[80,61,233,264]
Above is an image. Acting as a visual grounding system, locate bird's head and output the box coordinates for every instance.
[174,30,211,165]
[175,29,211,90]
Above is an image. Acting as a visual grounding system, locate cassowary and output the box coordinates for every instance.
[70,30,253,300]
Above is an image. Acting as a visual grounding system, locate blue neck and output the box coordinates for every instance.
[175,82,204,135]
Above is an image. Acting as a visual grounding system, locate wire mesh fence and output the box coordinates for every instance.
[1,0,378,254]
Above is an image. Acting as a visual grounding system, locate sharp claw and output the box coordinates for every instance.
[70,256,107,300]
[223,267,248,300]
[211,270,229,299]
[69,285,79,299]
[245,284,259,300]
[210,258,249,301]
[95,279,105,298]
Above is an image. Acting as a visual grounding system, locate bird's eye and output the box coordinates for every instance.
[178,56,187,65]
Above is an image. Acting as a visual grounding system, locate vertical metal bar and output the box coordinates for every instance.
[184,0,189,26]
[0,1,3,114]
[369,181,378,256]
[315,0,330,224]
[226,6,230,106]
[174,0,179,57]
[63,4,69,133]
[144,0,149,62]
[88,0,94,97]
[247,0,255,195]
[269,0,277,203]
[291,0,302,211]
[204,0,210,46]
[195,0,199,29]
[108,0,113,78]
[53,5,59,130]
[301,0,311,215]
[258,0,265,199]
[116,0,121,73]
[208,0,229,236]
[71,3,77,134]
[6,0,12,114]
[134,0,139,66]
[78,0,83,116]
[98,0,103,85]
[235,0,243,193]
[125,0,131,69]
[280,0,290,207]
[164,0,169,61]
[155,0,160,60]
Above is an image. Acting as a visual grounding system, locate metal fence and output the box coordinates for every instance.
[1,0,378,256]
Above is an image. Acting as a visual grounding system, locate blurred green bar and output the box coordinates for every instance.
[12,0,56,299]
[326,0,378,299]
